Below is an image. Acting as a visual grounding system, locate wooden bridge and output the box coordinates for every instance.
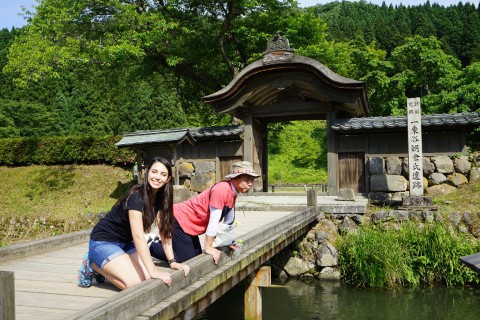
[0,193,367,320]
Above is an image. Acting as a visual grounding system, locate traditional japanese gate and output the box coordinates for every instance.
[204,34,370,196]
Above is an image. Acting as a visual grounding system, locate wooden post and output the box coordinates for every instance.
[326,109,338,196]
[172,146,179,186]
[244,266,271,320]
[136,149,143,184]
[0,271,15,320]
[307,189,317,209]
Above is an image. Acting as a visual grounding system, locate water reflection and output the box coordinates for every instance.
[194,278,480,320]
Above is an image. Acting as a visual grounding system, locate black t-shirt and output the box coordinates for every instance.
[90,191,156,242]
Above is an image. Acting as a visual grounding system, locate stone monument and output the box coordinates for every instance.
[401,98,436,208]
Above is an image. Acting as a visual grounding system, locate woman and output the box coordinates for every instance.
[149,160,259,265]
[78,157,189,290]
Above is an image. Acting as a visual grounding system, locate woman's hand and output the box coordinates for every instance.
[150,269,172,287]
[204,246,221,265]
[170,262,190,277]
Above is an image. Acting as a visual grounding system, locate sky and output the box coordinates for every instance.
[0,0,477,30]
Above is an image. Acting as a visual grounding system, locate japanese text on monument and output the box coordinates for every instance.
[407,97,424,196]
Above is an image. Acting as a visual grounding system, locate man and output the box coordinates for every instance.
[149,161,259,266]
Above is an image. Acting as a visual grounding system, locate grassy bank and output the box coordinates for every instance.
[338,222,480,287]
[0,164,134,246]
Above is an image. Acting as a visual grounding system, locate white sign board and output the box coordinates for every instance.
[407,97,424,196]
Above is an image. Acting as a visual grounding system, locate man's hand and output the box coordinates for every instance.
[204,246,221,265]
[170,262,190,277]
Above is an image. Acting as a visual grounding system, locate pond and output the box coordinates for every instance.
[193,278,480,320]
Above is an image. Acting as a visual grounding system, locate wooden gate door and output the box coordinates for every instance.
[219,157,242,181]
[338,152,365,194]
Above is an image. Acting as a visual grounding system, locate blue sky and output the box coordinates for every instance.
[1,0,477,30]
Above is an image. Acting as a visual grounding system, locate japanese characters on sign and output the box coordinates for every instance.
[407,97,424,196]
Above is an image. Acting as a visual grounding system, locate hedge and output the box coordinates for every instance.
[0,136,136,165]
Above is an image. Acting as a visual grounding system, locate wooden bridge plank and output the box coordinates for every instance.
[16,306,77,320]
[15,279,118,297]
[0,261,78,273]
[15,291,104,311]
[0,269,79,282]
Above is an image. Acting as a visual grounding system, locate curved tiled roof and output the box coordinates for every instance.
[115,125,244,148]
[204,52,370,117]
[190,125,244,139]
[331,112,480,131]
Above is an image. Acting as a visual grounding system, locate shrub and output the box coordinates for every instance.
[0,136,135,165]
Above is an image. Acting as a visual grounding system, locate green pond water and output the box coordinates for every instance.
[193,278,480,320]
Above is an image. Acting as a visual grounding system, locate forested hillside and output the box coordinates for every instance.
[0,0,479,140]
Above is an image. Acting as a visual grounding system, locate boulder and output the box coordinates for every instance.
[402,158,409,178]
[469,167,480,183]
[453,156,472,175]
[447,173,468,187]
[423,157,436,177]
[178,162,194,178]
[317,267,341,280]
[284,257,313,277]
[431,156,454,174]
[426,184,457,196]
[428,172,446,186]
[338,216,358,234]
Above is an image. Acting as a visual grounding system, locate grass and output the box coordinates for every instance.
[268,120,328,185]
[338,222,480,287]
[0,164,134,246]
[433,182,480,214]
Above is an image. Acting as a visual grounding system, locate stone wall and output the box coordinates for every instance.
[271,209,480,281]
[173,160,217,203]
[368,152,480,203]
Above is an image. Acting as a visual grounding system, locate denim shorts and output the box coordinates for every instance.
[89,239,136,269]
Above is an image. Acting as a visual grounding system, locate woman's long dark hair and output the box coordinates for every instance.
[118,157,174,238]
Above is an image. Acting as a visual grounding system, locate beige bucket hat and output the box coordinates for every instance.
[225,161,260,179]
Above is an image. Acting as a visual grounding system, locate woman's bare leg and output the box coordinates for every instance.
[94,253,146,290]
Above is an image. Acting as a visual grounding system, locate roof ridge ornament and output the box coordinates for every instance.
[263,32,295,55]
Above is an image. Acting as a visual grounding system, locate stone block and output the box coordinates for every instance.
[337,188,355,201]
[401,196,434,207]
[369,157,385,175]
[386,156,402,175]
[190,172,215,192]
[370,174,408,192]
[173,186,196,203]
[368,192,392,203]
[193,161,215,174]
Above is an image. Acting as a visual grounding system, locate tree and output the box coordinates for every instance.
[390,35,461,100]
